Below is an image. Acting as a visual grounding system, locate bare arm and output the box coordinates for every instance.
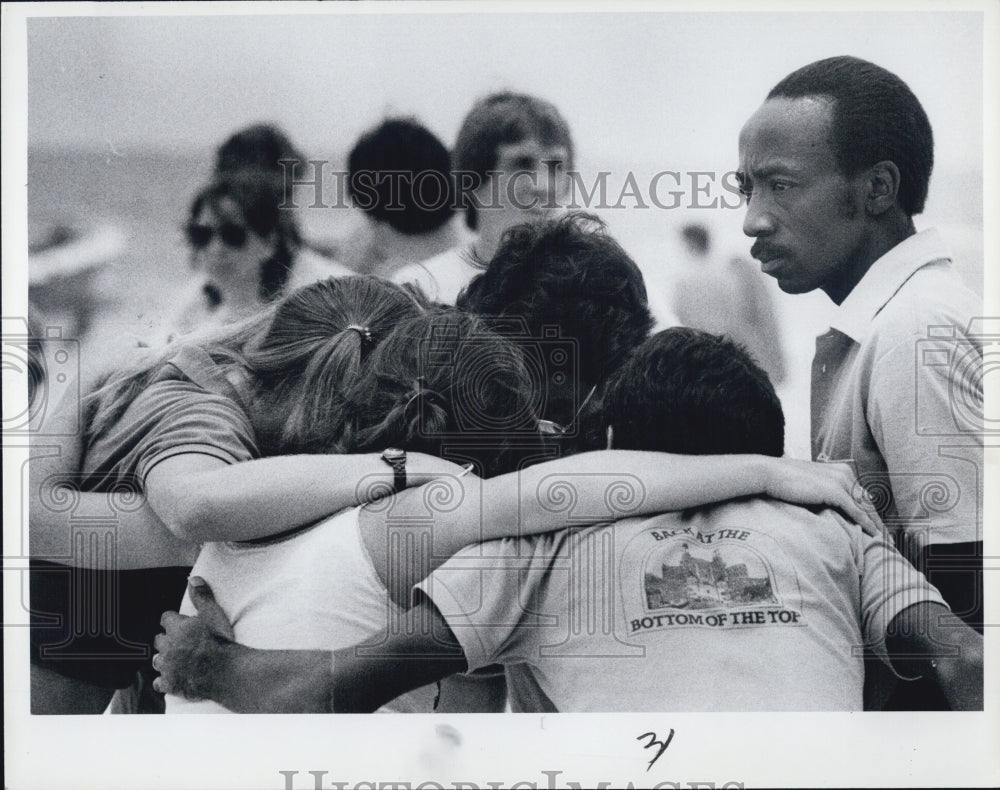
[332,600,466,713]
[154,581,460,713]
[435,667,507,713]
[361,451,879,599]
[472,452,879,545]
[28,380,194,569]
[885,601,983,710]
[142,451,468,543]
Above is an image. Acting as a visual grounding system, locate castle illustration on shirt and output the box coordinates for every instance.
[644,541,779,610]
[624,526,805,634]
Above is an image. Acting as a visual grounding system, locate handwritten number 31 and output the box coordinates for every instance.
[637,729,675,771]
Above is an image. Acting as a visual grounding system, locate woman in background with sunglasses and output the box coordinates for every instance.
[165,171,351,341]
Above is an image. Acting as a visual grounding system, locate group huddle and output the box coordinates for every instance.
[28,55,984,715]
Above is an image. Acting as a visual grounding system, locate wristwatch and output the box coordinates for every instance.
[380,448,407,493]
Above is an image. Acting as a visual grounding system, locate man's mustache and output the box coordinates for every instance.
[750,241,789,262]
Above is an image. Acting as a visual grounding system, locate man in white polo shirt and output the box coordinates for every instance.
[737,57,983,660]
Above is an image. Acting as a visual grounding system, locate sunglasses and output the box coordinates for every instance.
[185,221,248,249]
[537,385,597,437]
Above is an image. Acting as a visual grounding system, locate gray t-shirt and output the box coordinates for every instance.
[418,498,945,712]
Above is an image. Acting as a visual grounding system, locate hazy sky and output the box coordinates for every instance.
[23,8,985,175]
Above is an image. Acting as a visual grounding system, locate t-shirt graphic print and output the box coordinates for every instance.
[629,526,804,634]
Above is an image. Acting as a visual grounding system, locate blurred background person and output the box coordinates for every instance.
[393,91,574,303]
[214,122,302,181]
[670,222,786,385]
[213,123,349,268]
[330,118,463,278]
[162,169,351,342]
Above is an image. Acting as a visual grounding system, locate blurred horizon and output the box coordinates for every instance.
[25,12,984,169]
[17,8,988,460]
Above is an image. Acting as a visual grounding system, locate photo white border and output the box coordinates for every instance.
[3,2,998,788]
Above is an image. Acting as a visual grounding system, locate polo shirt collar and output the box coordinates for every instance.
[829,227,950,343]
[167,345,251,413]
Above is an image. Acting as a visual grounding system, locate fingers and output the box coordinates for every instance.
[152,617,203,699]
[188,577,236,640]
[160,610,188,630]
[152,633,176,695]
[816,462,883,537]
[840,494,877,536]
[151,634,172,694]
[827,479,882,537]
[823,476,872,533]
[837,472,884,538]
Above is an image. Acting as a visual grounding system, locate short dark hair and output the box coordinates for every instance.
[458,213,653,426]
[681,223,711,256]
[453,92,574,230]
[347,118,455,235]
[767,55,933,216]
[215,123,304,180]
[597,328,785,457]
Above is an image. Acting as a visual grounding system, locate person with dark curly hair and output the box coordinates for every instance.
[458,212,654,431]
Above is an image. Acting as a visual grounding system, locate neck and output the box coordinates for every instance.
[373,221,461,277]
[824,214,917,305]
[471,229,501,264]
[239,372,285,448]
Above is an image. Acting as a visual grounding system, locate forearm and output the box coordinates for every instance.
[435,667,507,713]
[206,629,464,714]
[886,601,984,710]
[476,451,769,543]
[158,596,465,713]
[30,490,195,569]
[175,637,442,714]
[376,451,871,592]
[153,453,396,542]
[917,546,983,633]
[331,603,468,712]
[520,450,767,528]
[210,640,334,713]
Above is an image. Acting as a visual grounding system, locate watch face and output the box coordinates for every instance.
[383,448,406,463]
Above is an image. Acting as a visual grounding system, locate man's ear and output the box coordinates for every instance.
[865,161,901,217]
[606,425,614,450]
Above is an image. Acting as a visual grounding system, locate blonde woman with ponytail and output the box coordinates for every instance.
[29,276,448,714]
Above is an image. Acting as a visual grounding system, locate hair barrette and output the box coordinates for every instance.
[345,324,373,344]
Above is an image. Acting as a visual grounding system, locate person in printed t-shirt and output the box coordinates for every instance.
[153,329,982,713]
